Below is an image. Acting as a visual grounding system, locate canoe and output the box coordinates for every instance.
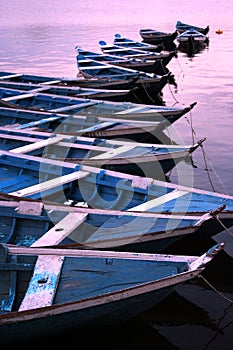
[0,80,139,103]
[0,191,227,253]
[0,151,232,232]
[98,41,176,63]
[0,126,205,177]
[76,46,174,76]
[0,88,197,126]
[176,28,208,44]
[76,56,171,98]
[0,242,224,344]
[1,74,169,108]
[0,106,175,143]
[176,21,210,35]
[113,33,165,52]
[0,71,139,91]
[0,73,166,106]
[139,29,178,50]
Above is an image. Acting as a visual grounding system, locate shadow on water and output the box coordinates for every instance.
[178,38,210,58]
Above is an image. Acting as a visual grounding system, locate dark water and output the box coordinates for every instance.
[1,1,233,348]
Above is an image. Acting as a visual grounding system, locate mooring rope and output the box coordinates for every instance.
[214,215,233,238]
[199,275,233,304]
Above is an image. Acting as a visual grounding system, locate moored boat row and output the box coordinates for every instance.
[0,20,230,344]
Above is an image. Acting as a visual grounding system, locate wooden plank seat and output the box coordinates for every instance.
[9,170,90,197]
[18,254,64,310]
[90,145,135,160]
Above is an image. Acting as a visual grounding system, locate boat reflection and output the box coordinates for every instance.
[178,37,209,58]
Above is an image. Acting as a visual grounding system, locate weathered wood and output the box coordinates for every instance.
[31,212,88,247]
[90,145,134,159]
[128,190,188,211]
[3,92,38,102]
[0,73,23,79]
[17,200,44,215]
[77,121,118,133]
[10,135,64,153]
[7,244,198,262]
[19,255,64,310]
[50,101,99,113]
[9,170,90,197]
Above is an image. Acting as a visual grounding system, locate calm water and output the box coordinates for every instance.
[1,0,233,348]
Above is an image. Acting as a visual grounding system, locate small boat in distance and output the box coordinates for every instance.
[177,28,209,57]
[176,21,210,35]
[139,29,178,50]
[176,28,208,44]
[76,46,174,76]
[98,41,175,62]
[113,33,165,52]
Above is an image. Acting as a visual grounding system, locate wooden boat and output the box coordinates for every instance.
[0,79,139,103]
[176,28,208,44]
[0,151,232,228]
[76,57,171,100]
[0,78,164,107]
[0,241,224,345]
[113,33,165,52]
[0,70,144,91]
[176,21,210,35]
[0,106,175,143]
[0,126,205,177]
[98,41,176,63]
[177,29,209,58]
[0,189,227,252]
[139,29,178,50]
[76,46,173,76]
[0,89,197,126]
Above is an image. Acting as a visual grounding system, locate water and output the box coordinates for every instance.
[0,0,233,348]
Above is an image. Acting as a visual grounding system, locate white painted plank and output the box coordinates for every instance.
[31,212,88,247]
[90,145,134,159]
[19,255,64,310]
[9,170,89,197]
[128,190,188,211]
[10,135,64,154]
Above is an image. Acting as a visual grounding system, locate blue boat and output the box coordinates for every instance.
[0,125,205,177]
[0,87,197,125]
[0,242,224,345]
[139,29,178,50]
[98,41,176,63]
[0,150,232,215]
[176,28,209,57]
[177,28,208,45]
[76,56,171,98]
[0,193,220,252]
[113,33,165,52]
[0,106,173,143]
[76,46,174,76]
[176,21,210,35]
[0,70,136,91]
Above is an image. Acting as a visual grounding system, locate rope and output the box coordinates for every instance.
[199,143,229,194]
[199,142,217,192]
[141,81,164,104]
[214,215,233,238]
[166,54,229,195]
[199,275,233,304]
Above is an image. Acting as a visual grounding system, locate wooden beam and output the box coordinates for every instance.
[19,255,64,310]
[10,135,64,154]
[9,170,89,197]
[31,212,88,247]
